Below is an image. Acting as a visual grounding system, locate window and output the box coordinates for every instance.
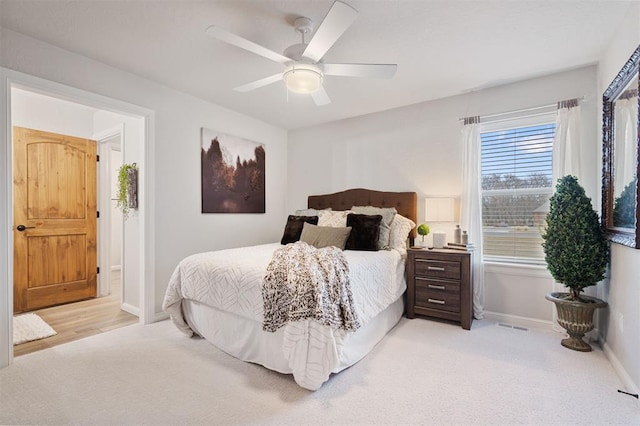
[480,113,556,263]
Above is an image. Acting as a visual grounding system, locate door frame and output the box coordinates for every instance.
[94,125,124,299]
[0,67,156,368]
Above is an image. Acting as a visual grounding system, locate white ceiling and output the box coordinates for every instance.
[0,1,634,129]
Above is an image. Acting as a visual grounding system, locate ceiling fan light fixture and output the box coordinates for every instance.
[283,64,322,94]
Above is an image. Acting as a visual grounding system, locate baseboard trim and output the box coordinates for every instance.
[121,303,139,317]
[483,311,554,331]
[602,341,640,407]
[153,311,169,323]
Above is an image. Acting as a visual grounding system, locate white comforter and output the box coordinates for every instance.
[162,242,406,389]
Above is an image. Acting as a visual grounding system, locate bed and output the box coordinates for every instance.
[163,188,417,390]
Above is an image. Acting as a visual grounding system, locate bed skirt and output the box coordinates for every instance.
[183,295,404,389]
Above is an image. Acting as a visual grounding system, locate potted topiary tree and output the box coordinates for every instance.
[542,175,609,352]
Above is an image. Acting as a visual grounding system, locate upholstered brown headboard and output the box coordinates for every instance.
[308,188,418,240]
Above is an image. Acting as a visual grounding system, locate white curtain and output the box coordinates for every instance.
[552,100,582,183]
[461,117,484,320]
[551,99,582,331]
[613,97,638,198]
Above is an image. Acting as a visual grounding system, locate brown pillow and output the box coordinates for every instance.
[299,222,352,250]
[352,206,397,249]
[280,215,319,245]
[346,213,382,251]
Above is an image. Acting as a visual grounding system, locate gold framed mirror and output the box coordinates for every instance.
[602,44,639,248]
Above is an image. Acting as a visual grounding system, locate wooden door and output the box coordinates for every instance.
[13,127,97,313]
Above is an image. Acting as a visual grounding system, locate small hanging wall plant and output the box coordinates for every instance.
[116,163,138,219]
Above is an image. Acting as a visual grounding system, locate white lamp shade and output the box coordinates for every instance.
[425,197,454,222]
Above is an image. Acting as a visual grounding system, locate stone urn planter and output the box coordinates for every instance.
[545,292,608,352]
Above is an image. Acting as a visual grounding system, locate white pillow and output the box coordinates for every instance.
[317,210,353,227]
[389,214,416,256]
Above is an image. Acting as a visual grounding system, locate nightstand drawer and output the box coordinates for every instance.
[415,258,460,279]
[415,285,460,313]
[415,276,460,292]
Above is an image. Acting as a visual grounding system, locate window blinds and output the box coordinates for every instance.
[480,120,556,262]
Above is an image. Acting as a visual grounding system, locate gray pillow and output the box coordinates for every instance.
[351,206,397,250]
[295,207,331,216]
[299,222,352,250]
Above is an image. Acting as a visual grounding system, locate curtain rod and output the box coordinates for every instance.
[458,96,585,122]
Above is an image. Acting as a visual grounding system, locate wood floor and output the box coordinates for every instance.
[13,274,139,357]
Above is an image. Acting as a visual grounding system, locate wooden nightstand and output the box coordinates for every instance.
[406,248,473,330]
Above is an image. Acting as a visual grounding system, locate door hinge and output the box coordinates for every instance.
[97,211,100,218]
[97,267,100,274]
[96,155,100,162]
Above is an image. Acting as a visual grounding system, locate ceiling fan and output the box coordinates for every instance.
[206,0,397,106]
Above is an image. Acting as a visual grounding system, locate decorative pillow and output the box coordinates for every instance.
[389,214,417,256]
[280,215,319,245]
[352,206,397,250]
[299,222,352,250]
[317,209,353,228]
[346,214,383,251]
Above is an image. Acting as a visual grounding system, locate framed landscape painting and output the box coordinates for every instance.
[201,128,265,213]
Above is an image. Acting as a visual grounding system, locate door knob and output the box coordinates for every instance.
[16,225,35,232]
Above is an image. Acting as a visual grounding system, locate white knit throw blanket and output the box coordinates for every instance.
[262,241,361,333]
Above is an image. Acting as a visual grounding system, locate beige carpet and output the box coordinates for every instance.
[12,313,57,345]
[1,318,638,425]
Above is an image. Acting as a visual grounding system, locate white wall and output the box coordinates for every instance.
[597,2,640,394]
[0,27,288,339]
[11,88,95,137]
[289,66,598,328]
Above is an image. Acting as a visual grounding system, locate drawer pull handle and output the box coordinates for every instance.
[427,266,446,271]
[428,284,446,290]
[428,298,446,305]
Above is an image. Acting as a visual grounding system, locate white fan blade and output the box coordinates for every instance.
[302,1,358,62]
[233,74,283,92]
[323,63,397,78]
[311,85,331,106]
[206,25,291,64]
